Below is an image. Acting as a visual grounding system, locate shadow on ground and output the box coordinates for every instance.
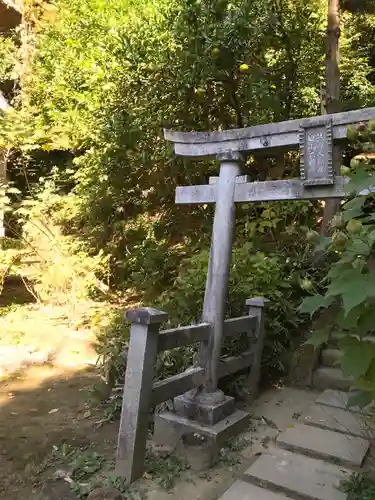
[0,358,329,500]
[0,275,36,307]
[0,365,118,500]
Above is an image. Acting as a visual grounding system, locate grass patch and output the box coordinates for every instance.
[30,441,190,499]
[144,449,189,489]
[218,435,251,466]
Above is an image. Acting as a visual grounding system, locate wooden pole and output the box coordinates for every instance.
[0,151,6,239]
[0,91,11,239]
[321,0,341,235]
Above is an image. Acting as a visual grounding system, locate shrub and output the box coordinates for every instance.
[95,199,324,395]
[3,178,110,308]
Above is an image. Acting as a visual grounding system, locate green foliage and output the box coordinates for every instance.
[92,200,323,396]
[1,0,374,299]
[300,121,375,402]
[341,0,375,14]
[144,450,188,489]
[158,201,322,382]
[2,0,375,401]
[341,473,375,500]
[0,0,329,291]
[0,33,18,84]
[341,10,375,110]
[1,177,110,308]
[0,246,22,295]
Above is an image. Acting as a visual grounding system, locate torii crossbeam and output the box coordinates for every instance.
[164,107,375,396]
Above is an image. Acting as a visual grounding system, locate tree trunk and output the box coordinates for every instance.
[0,91,11,239]
[320,0,341,235]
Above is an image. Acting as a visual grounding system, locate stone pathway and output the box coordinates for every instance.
[218,389,373,500]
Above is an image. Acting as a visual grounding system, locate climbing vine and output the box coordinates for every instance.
[300,120,375,407]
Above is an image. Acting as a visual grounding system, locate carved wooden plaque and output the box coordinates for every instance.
[299,119,334,186]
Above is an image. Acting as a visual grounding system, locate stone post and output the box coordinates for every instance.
[200,152,243,394]
[246,297,270,400]
[115,307,167,483]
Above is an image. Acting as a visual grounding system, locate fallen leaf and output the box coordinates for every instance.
[48,408,59,414]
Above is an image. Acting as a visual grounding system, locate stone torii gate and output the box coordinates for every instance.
[164,107,375,398]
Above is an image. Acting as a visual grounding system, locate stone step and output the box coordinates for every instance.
[300,403,374,439]
[313,367,353,391]
[244,447,349,500]
[277,423,369,467]
[218,480,291,500]
[321,349,342,368]
[316,390,367,413]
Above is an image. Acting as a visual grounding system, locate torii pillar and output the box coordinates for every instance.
[199,152,243,393]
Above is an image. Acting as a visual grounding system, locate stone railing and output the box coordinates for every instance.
[115,297,269,484]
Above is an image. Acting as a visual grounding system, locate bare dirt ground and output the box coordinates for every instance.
[0,295,105,499]
[0,282,319,500]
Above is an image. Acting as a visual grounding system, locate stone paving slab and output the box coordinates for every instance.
[218,480,291,500]
[300,403,373,439]
[244,448,349,500]
[277,423,369,467]
[316,389,368,413]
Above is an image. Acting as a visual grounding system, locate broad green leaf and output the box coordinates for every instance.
[343,196,366,212]
[337,251,358,265]
[358,308,375,336]
[313,236,331,253]
[367,229,375,246]
[338,335,361,350]
[355,359,375,391]
[299,294,333,317]
[345,169,374,195]
[342,282,375,317]
[342,196,365,220]
[348,239,372,257]
[336,304,365,330]
[339,336,375,379]
[327,270,375,316]
[347,390,374,409]
[327,265,357,282]
[304,328,330,348]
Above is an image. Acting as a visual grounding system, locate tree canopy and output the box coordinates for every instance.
[0,0,375,293]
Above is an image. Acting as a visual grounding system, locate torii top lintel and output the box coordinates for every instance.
[164,107,375,158]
